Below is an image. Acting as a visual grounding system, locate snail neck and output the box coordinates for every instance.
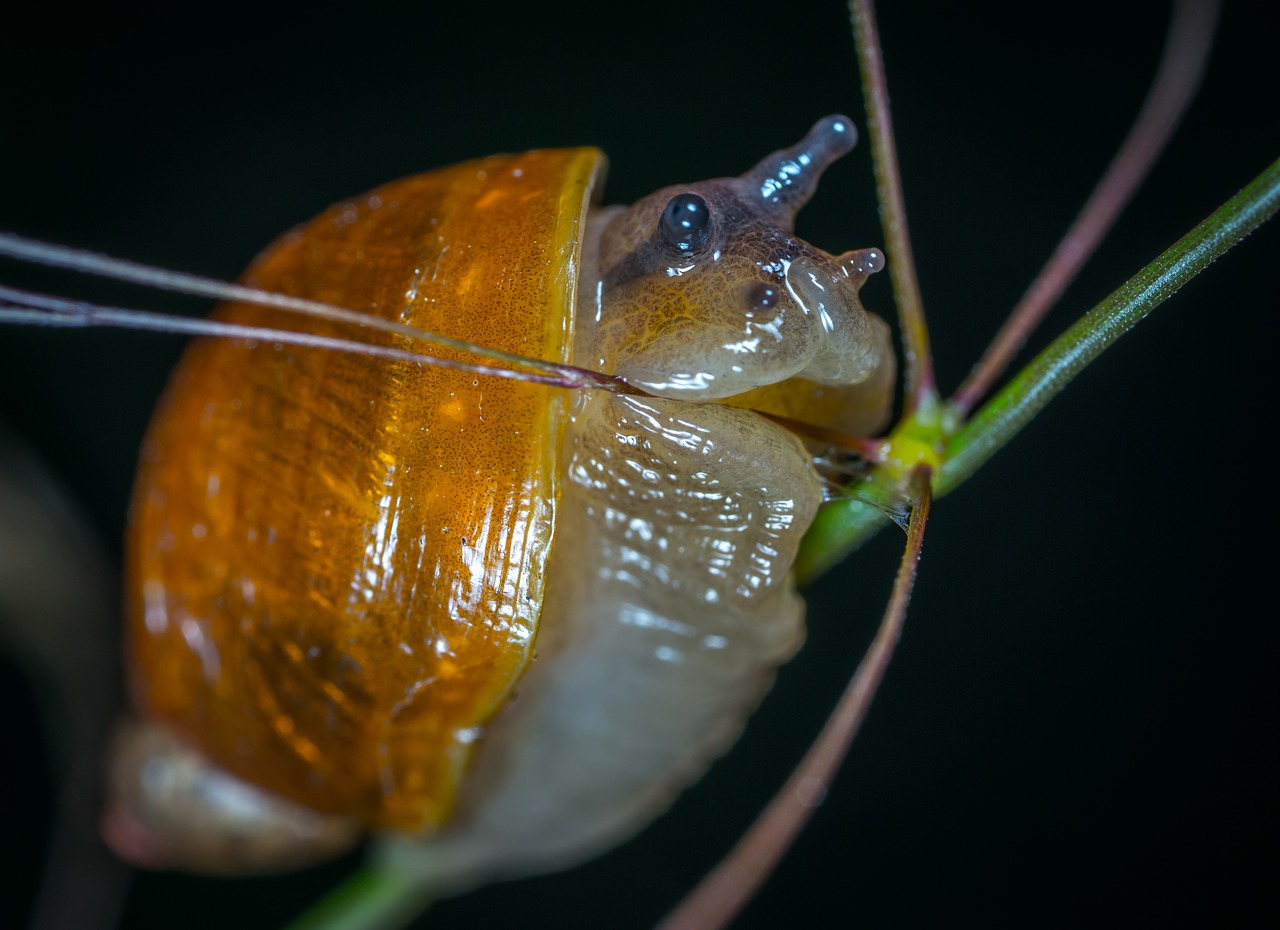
[574,204,627,371]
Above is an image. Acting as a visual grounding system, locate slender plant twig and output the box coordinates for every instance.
[285,869,433,930]
[940,157,1280,494]
[655,468,932,930]
[0,287,612,392]
[849,0,935,412]
[0,445,133,930]
[798,157,1280,583]
[0,233,622,391]
[949,0,1221,413]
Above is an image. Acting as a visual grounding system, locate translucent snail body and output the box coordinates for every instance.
[106,117,895,885]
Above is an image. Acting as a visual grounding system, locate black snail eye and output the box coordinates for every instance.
[746,281,778,311]
[659,193,713,252]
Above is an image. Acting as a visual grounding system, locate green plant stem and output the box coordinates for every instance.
[798,157,1280,583]
[284,868,433,930]
[939,157,1280,495]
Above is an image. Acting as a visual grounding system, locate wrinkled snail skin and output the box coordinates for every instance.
[104,117,894,884]
[393,391,824,886]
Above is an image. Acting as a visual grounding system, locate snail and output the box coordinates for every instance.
[100,116,896,884]
[0,1,1272,927]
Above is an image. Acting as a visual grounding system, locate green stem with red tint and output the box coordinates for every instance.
[796,157,1280,583]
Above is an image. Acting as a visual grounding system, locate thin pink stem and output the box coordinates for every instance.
[0,232,620,390]
[950,0,1221,414]
[0,286,623,392]
[849,0,936,413]
[655,467,932,930]
[758,411,887,461]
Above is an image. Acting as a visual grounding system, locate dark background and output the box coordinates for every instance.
[1,1,1274,927]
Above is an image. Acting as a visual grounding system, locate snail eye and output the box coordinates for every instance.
[746,282,778,312]
[659,193,713,252]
